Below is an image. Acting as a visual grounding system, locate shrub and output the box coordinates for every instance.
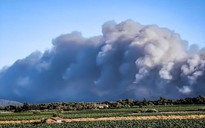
[33,110,41,115]
[198,107,205,111]
[145,109,158,113]
[134,109,158,113]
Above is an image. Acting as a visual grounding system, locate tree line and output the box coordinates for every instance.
[1,95,205,112]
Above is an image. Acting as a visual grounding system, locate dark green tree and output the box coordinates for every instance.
[22,103,29,111]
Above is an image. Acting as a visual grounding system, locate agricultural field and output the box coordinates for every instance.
[0,105,205,120]
[0,105,205,127]
[0,119,205,128]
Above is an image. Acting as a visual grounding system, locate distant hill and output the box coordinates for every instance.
[0,99,23,107]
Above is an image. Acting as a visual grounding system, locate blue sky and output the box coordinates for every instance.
[0,0,205,69]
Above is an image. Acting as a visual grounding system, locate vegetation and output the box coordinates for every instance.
[0,119,205,128]
[0,96,205,127]
[0,105,205,121]
[1,95,205,112]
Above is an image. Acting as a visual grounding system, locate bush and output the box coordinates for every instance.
[52,113,58,117]
[198,107,205,111]
[33,110,41,115]
[134,109,158,113]
[145,109,158,113]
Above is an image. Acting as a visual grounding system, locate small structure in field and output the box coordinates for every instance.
[97,104,109,109]
[42,117,64,124]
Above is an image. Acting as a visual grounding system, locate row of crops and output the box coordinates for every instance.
[0,105,205,121]
[1,111,205,121]
[0,119,205,128]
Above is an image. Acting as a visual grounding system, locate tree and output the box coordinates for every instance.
[195,95,205,104]
[142,98,148,106]
[158,97,168,105]
[22,103,29,111]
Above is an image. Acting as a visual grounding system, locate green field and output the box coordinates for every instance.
[0,119,205,128]
[0,105,205,127]
[0,105,205,121]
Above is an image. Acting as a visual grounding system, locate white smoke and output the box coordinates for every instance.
[0,20,204,103]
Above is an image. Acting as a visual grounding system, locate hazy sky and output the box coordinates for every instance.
[0,0,205,69]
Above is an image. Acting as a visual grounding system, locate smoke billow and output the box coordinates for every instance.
[1,20,205,103]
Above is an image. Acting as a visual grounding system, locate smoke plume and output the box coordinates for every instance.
[0,20,205,103]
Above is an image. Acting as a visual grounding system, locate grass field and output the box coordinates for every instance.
[0,105,205,127]
[0,119,205,128]
[1,104,205,120]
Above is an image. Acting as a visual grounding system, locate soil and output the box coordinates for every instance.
[0,115,205,124]
[63,115,205,122]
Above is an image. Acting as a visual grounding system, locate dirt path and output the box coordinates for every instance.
[63,115,205,122]
[0,115,205,124]
[0,120,41,124]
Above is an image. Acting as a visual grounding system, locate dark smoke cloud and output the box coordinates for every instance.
[1,20,205,103]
